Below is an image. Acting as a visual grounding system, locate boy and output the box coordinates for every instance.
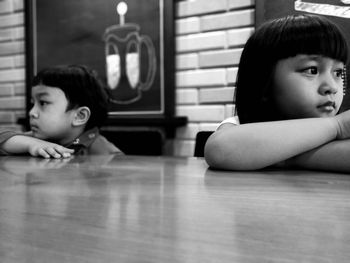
[0,65,123,158]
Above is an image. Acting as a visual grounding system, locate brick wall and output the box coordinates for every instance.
[0,0,25,131]
[173,0,255,156]
[0,0,255,156]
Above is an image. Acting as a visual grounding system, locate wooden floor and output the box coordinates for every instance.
[1,154,350,262]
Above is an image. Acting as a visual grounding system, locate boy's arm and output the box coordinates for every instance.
[204,117,339,170]
[1,134,74,158]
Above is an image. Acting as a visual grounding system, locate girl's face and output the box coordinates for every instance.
[272,54,345,119]
[29,85,77,145]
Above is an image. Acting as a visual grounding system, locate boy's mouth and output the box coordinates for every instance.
[30,123,39,131]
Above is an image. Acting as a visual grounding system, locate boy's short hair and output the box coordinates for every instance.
[32,65,109,130]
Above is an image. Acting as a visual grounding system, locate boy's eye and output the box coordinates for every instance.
[39,100,49,106]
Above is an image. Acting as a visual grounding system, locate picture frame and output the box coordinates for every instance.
[255,0,350,111]
[25,0,175,118]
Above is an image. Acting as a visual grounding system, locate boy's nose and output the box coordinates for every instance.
[29,108,39,118]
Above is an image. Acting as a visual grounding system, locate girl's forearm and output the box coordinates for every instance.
[288,139,350,173]
[204,117,338,170]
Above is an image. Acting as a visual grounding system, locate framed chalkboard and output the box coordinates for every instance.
[25,0,175,118]
[256,0,350,111]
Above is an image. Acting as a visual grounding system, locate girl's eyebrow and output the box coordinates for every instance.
[297,55,321,62]
[297,55,343,66]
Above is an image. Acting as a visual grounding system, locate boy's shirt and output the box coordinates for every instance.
[67,127,123,155]
[0,128,123,156]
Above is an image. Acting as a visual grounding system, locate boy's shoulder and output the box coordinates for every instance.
[68,127,123,155]
[0,130,29,144]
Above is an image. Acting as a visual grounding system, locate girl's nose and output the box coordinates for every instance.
[319,75,339,95]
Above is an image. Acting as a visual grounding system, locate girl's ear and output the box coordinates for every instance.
[72,106,91,127]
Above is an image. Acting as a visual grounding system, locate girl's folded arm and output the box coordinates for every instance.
[285,139,350,173]
[204,117,338,170]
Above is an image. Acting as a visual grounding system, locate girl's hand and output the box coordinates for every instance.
[27,140,74,158]
[334,109,350,139]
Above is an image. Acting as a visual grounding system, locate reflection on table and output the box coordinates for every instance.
[0,155,350,262]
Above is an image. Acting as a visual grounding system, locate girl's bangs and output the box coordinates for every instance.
[275,17,348,64]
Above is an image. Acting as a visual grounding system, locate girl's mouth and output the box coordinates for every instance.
[317,101,336,112]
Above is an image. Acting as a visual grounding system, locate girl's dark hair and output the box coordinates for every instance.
[236,14,349,124]
[32,65,109,130]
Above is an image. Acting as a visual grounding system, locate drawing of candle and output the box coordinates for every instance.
[103,1,157,105]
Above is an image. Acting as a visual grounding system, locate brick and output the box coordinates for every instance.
[176,53,198,70]
[176,17,200,35]
[227,67,238,84]
[15,110,26,119]
[0,83,13,96]
[199,49,242,68]
[0,0,13,14]
[0,41,25,55]
[14,54,24,67]
[172,139,195,157]
[225,104,236,119]
[227,27,254,47]
[0,56,14,69]
[11,26,24,40]
[176,88,198,104]
[176,69,227,88]
[0,27,24,42]
[199,87,235,104]
[176,31,226,53]
[176,0,227,18]
[0,111,15,123]
[14,26,24,39]
[201,10,254,32]
[0,124,24,131]
[199,123,220,131]
[176,123,200,139]
[176,105,225,122]
[0,13,24,28]
[0,28,12,42]
[0,96,25,109]
[14,82,25,95]
[13,0,24,11]
[0,68,25,82]
[228,0,255,10]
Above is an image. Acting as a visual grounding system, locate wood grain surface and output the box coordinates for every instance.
[0,155,350,262]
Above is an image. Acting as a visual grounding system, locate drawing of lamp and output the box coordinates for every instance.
[103,1,157,105]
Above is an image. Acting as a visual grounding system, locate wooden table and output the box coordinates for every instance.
[0,155,350,263]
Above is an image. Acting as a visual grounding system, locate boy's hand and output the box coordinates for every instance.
[334,110,350,140]
[27,140,74,158]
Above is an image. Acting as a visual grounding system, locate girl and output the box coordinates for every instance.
[204,14,350,172]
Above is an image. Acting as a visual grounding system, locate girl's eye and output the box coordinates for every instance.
[335,69,344,78]
[304,67,318,75]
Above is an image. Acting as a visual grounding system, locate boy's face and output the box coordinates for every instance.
[272,54,344,119]
[29,85,77,145]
